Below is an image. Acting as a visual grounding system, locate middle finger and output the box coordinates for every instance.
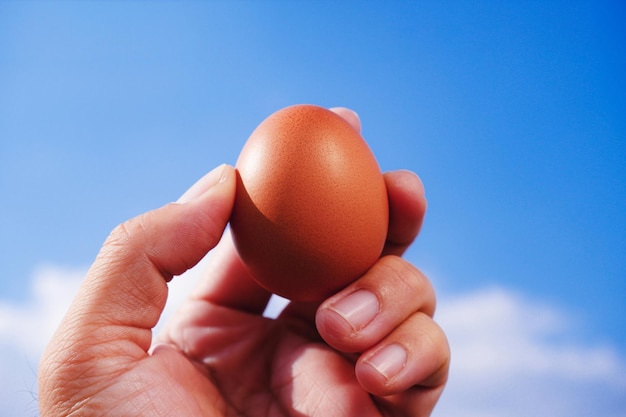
[315,255,436,353]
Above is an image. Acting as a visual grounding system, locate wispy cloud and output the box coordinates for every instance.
[1,266,625,417]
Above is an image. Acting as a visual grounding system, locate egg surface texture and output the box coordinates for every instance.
[230,105,388,302]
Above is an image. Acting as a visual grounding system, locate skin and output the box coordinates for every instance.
[38,108,450,417]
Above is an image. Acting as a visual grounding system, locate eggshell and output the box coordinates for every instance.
[230,104,388,302]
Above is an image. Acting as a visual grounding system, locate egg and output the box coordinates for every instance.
[230,104,388,302]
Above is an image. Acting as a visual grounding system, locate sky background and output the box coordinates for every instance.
[1,1,625,416]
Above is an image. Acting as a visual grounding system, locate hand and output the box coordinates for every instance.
[38,110,449,417]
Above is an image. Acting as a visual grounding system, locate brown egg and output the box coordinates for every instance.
[230,104,388,302]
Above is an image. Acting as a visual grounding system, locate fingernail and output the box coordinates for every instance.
[328,290,379,333]
[177,164,229,204]
[364,343,407,382]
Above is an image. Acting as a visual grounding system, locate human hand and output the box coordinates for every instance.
[38,109,449,417]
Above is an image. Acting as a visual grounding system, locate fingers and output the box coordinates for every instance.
[356,312,449,395]
[316,256,435,352]
[383,170,427,256]
[52,164,237,352]
[316,256,449,397]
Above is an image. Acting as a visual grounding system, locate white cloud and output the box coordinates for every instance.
[1,267,625,417]
[0,265,84,358]
[0,264,85,417]
[437,287,624,381]
[433,287,626,417]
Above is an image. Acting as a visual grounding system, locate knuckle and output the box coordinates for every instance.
[99,213,153,266]
[107,214,147,247]
[375,256,436,316]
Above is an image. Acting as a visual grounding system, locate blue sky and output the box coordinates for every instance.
[1,2,625,416]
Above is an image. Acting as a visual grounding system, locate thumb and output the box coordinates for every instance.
[49,164,236,356]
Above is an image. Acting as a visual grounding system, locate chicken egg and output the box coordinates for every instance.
[230,104,388,302]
